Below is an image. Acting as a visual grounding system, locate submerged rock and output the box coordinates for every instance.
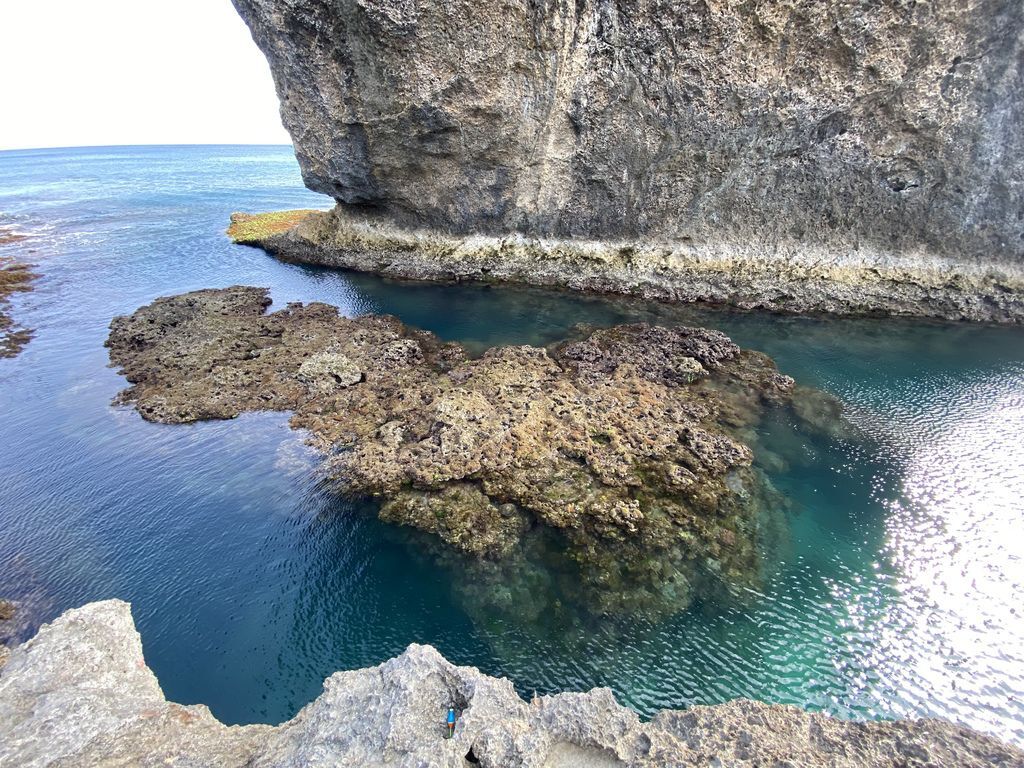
[0,600,13,671]
[0,230,38,358]
[229,0,1024,321]
[1,600,1021,767]
[107,287,841,621]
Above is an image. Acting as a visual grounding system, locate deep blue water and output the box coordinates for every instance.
[1,145,1023,745]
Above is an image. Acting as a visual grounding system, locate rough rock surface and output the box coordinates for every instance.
[253,207,1024,322]
[231,0,1024,320]
[1,600,1022,767]
[106,286,824,620]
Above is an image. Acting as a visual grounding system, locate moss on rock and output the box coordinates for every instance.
[226,210,321,245]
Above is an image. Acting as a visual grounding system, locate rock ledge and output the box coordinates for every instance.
[241,208,1024,324]
[1,601,1021,767]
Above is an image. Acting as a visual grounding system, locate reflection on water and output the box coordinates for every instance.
[868,371,1024,736]
[0,146,1023,746]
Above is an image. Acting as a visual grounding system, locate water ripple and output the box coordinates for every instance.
[0,146,1023,747]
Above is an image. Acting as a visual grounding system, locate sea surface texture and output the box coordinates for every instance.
[0,145,1022,746]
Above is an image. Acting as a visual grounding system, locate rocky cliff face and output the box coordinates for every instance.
[1,601,1021,767]
[232,0,1023,265]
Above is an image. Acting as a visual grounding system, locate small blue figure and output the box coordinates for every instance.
[446,706,456,738]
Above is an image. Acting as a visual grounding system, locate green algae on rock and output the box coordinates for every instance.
[106,287,847,620]
[226,210,321,245]
[0,598,16,670]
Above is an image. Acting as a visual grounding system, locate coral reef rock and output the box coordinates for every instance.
[230,0,1024,321]
[1,600,1022,767]
[107,287,829,620]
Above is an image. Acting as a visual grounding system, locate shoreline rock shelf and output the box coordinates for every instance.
[230,208,1024,324]
[0,600,1021,767]
[106,286,841,621]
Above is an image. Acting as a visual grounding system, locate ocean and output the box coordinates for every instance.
[1,144,1023,745]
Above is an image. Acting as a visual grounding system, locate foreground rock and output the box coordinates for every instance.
[107,287,835,621]
[230,0,1024,321]
[1,601,1021,767]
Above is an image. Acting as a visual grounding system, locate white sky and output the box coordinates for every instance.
[0,0,292,150]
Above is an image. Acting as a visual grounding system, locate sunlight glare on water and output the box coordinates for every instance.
[867,370,1024,735]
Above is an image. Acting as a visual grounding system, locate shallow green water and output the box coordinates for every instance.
[1,145,1022,746]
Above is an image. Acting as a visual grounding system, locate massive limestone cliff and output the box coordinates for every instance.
[232,0,1024,321]
[1,601,1022,767]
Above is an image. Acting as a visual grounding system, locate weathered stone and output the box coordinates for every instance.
[0,601,266,767]
[1,601,1021,767]
[106,287,824,619]
[244,207,1024,323]
[296,352,363,394]
[230,0,1024,321]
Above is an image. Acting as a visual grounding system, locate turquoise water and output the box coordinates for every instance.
[1,145,1023,745]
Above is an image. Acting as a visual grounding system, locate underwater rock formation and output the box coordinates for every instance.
[0,600,13,670]
[1,600,1021,767]
[230,0,1024,320]
[0,228,37,358]
[106,287,828,620]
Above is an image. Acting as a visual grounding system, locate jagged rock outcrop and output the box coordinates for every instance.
[231,0,1024,320]
[1,600,1022,767]
[106,287,840,621]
